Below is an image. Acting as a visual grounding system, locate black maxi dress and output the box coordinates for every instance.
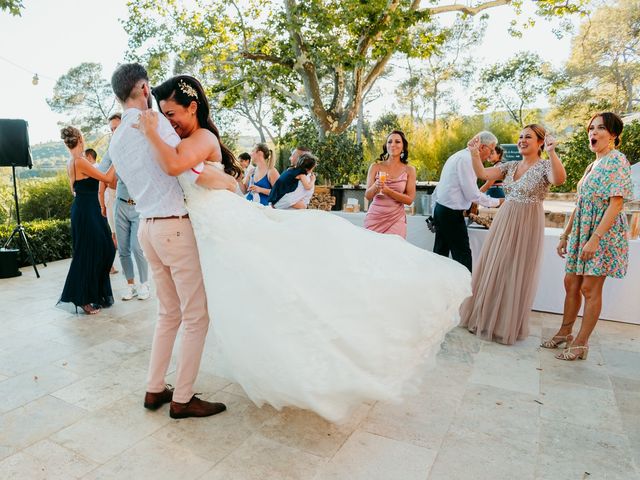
[58,176,115,311]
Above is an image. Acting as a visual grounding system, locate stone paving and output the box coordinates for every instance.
[0,258,639,480]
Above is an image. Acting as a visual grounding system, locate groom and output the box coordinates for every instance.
[108,63,226,419]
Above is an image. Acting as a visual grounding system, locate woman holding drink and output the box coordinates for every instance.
[364,130,416,239]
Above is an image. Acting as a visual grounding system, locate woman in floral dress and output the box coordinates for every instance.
[542,112,633,361]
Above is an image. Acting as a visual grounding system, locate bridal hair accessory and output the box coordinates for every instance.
[179,80,198,99]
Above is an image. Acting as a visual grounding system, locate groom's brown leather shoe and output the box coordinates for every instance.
[169,395,227,419]
[144,386,174,410]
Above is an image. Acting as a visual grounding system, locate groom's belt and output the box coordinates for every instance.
[118,197,136,205]
[145,214,189,221]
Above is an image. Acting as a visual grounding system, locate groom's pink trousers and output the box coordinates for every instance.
[138,217,209,404]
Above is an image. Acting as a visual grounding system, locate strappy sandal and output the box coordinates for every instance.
[540,334,573,349]
[81,304,100,315]
[555,345,589,361]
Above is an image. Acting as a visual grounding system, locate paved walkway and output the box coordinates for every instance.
[0,259,638,479]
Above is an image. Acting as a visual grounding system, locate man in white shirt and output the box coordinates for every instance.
[432,131,503,271]
[108,63,226,419]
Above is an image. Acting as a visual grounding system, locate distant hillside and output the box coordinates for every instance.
[30,140,68,170]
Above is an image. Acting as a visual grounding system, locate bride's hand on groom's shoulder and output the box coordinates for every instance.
[132,110,159,137]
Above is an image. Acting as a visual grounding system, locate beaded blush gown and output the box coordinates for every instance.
[460,160,552,345]
[178,164,471,422]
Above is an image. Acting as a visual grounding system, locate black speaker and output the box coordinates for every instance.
[0,119,33,168]
[0,248,21,278]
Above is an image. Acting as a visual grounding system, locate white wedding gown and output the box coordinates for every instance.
[180,169,471,422]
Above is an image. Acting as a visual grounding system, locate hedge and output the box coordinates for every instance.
[0,219,72,267]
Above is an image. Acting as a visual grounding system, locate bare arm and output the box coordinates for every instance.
[457,155,501,208]
[71,157,115,184]
[556,208,576,258]
[99,181,107,216]
[468,138,503,182]
[365,164,381,201]
[544,135,566,186]
[297,173,314,190]
[195,163,238,192]
[479,179,495,193]
[135,110,220,176]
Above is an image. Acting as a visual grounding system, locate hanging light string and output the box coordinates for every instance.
[0,55,56,85]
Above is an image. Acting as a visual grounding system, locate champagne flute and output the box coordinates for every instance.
[378,171,388,195]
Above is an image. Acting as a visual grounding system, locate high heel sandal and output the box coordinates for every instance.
[81,304,100,315]
[555,345,589,361]
[540,334,573,349]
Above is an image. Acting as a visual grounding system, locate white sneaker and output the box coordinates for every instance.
[122,285,137,301]
[137,283,150,300]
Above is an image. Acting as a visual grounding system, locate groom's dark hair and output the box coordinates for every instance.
[111,63,149,102]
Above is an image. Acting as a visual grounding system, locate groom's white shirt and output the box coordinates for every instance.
[108,107,187,218]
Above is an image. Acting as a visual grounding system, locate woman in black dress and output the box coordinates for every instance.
[58,126,116,314]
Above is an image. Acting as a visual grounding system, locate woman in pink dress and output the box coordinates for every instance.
[364,130,416,238]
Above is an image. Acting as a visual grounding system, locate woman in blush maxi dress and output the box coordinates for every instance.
[459,126,566,345]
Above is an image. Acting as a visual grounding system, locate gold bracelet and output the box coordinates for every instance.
[559,233,569,241]
[593,231,603,240]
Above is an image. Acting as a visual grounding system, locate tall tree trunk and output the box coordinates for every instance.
[432,83,438,124]
[356,100,364,145]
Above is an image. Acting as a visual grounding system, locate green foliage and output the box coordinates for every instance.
[548,0,640,129]
[0,175,14,224]
[475,51,556,126]
[47,63,117,138]
[553,129,591,193]
[19,174,74,221]
[0,0,23,16]
[0,219,72,267]
[282,118,365,185]
[364,112,522,181]
[124,0,589,138]
[397,15,486,123]
[621,120,640,166]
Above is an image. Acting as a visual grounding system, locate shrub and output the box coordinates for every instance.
[282,118,366,185]
[0,219,72,267]
[20,173,73,221]
[365,113,521,181]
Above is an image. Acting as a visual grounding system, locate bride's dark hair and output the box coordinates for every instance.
[152,75,242,179]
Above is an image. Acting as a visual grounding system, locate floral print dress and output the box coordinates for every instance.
[566,150,633,278]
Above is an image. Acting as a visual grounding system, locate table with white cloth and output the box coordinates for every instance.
[333,212,640,325]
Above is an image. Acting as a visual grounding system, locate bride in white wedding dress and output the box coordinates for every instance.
[138,76,471,422]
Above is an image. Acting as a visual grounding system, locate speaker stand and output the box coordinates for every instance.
[2,165,46,278]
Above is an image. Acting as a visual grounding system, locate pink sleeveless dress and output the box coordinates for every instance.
[364,171,408,238]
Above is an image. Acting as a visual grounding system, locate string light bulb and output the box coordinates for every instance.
[32,73,39,85]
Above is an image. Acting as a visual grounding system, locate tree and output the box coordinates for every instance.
[124,0,591,140]
[281,118,365,185]
[548,0,640,129]
[0,0,23,16]
[47,63,116,137]
[397,15,486,123]
[474,52,556,126]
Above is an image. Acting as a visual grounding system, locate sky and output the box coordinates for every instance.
[0,0,582,144]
